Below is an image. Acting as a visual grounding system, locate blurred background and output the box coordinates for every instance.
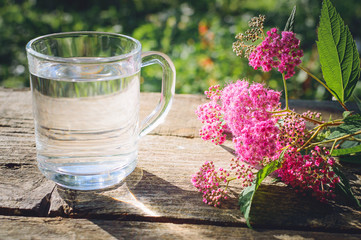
[1,0,361,100]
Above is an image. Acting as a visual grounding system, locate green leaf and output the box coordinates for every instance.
[325,114,361,141]
[333,166,361,208]
[332,144,361,156]
[331,134,361,161]
[317,0,361,103]
[284,6,296,32]
[343,111,352,119]
[239,153,284,228]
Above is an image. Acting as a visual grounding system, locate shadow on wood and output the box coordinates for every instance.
[251,183,361,232]
[51,168,240,220]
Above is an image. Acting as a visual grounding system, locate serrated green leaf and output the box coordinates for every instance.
[344,114,361,125]
[239,152,284,228]
[317,0,360,103]
[340,135,361,148]
[284,6,296,32]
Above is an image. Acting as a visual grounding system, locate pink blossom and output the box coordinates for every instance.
[192,159,256,207]
[276,112,339,201]
[195,86,226,145]
[277,147,339,201]
[194,81,339,206]
[221,80,281,165]
[248,28,303,79]
[191,161,229,207]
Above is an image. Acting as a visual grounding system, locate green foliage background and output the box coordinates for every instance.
[1,0,361,100]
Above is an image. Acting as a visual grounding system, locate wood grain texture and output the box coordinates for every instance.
[0,88,56,216]
[47,135,361,231]
[1,88,361,237]
[1,215,361,240]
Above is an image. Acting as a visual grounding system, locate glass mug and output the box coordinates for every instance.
[26,32,175,190]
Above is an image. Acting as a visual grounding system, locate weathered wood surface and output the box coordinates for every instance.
[1,215,361,240]
[1,88,361,239]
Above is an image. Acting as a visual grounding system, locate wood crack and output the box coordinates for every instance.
[2,163,33,169]
[148,132,198,139]
[38,185,56,217]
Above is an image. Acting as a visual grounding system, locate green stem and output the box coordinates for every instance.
[298,120,344,151]
[349,136,361,142]
[271,109,292,114]
[282,73,289,111]
[305,129,361,149]
[298,65,349,111]
[225,177,237,191]
[330,140,338,156]
[298,125,323,151]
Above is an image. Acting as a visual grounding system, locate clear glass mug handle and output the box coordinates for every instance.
[139,51,176,137]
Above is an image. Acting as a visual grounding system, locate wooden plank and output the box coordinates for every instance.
[0,89,56,216]
[1,215,361,240]
[48,135,244,221]
[140,92,205,138]
[47,135,361,232]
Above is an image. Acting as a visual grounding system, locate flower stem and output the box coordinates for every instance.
[299,114,325,125]
[298,119,344,151]
[225,177,237,191]
[282,73,289,111]
[330,140,338,155]
[298,125,323,151]
[271,109,292,114]
[298,65,349,111]
[305,129,361,149]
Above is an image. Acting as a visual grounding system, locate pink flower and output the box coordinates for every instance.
[233,119,279,165]
[195,85,226,145]
[194,80,338,206]
[192,159,256,207]
[248,28,303,79]
[221,80,281,165]
[277,147,339,201]
[191,161,229,207]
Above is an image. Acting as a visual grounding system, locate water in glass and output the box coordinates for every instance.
[31,60,140,190]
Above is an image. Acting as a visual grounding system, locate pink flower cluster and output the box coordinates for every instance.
[277,146,339,202]
[193,80,280,205]
[191,161,229,207]
[221,80,281,165]
[248,28,303,79]
[276,111,339,201]
[196,85,226,145]
[193,81,340,206]
[196,101,226,145]
[230,157,255,188]
[277,112,309,148]
[191,159,255,207]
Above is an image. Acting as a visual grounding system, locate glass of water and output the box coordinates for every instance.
[26,32,175,190]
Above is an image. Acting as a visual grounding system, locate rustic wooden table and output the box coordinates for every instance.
[1,88,361,239]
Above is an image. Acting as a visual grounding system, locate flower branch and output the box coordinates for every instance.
[193,1,361,228]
